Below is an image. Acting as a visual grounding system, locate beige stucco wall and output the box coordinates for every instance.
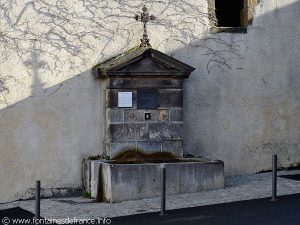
[183,0,300,174]
[0,0,208,203]
[0,0,299,203]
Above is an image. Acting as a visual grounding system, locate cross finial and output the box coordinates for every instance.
[135,5,156,48]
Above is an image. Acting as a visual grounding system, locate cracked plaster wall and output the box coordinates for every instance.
[0,0,299,203]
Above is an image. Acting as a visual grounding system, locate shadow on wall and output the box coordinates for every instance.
[0,56,105,202]
[0,0,299,203]
[172,0,300,174]
[24,42,47,96]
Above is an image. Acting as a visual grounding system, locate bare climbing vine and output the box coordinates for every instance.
[0,0,240,107]
[0,76,10,106]
[201,36,244,74]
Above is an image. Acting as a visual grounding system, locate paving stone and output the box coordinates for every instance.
[3,170,300,220]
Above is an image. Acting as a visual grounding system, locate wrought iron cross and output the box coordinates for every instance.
[135,5,156,48]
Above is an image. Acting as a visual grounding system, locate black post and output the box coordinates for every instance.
[35,180,40,219]
[271,155,277,201]
[160,166,166,216]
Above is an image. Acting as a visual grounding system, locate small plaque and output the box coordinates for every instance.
[137,89,158,109]
[118,92,132,108]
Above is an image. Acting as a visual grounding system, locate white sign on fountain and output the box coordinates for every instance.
[118,92,133,108]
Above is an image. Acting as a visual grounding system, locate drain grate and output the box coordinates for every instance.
[280,174,300,181]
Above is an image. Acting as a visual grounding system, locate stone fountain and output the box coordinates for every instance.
[82,6,224,203]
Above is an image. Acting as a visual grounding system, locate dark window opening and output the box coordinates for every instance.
[215,0,244,27]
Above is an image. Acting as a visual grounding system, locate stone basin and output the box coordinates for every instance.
[84,159,224,203]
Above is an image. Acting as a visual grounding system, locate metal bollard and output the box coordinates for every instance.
[271,155,277,201]
[35,180,41,219]
[160,166,166,216]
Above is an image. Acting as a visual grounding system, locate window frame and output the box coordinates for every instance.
[208,0,257,33]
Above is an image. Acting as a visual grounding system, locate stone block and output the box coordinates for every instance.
[162,141,183,157]
[148,123,183,140]
[165,161,224,196]
[124,110,168,123]
[109,123,148,141]
[106,89,137,109]
[137,141,162,154]
[89,160,224,202]
[90,160,102,198]
[82,159,91,193]
[109,141,137,159]
[169,108,183,122]
[124,110,145,122]
[107,79,134,89]
[107,109,124,123]
[106,89,117,108]
[107,79,183,89]
[158,89,183,107]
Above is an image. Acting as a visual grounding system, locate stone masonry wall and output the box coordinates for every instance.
[106,78,184,158]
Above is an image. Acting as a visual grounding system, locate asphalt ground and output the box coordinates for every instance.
[280,173,300,181]
[1,193,300,225]
[0,207,34,220]
[112,193,300,225]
